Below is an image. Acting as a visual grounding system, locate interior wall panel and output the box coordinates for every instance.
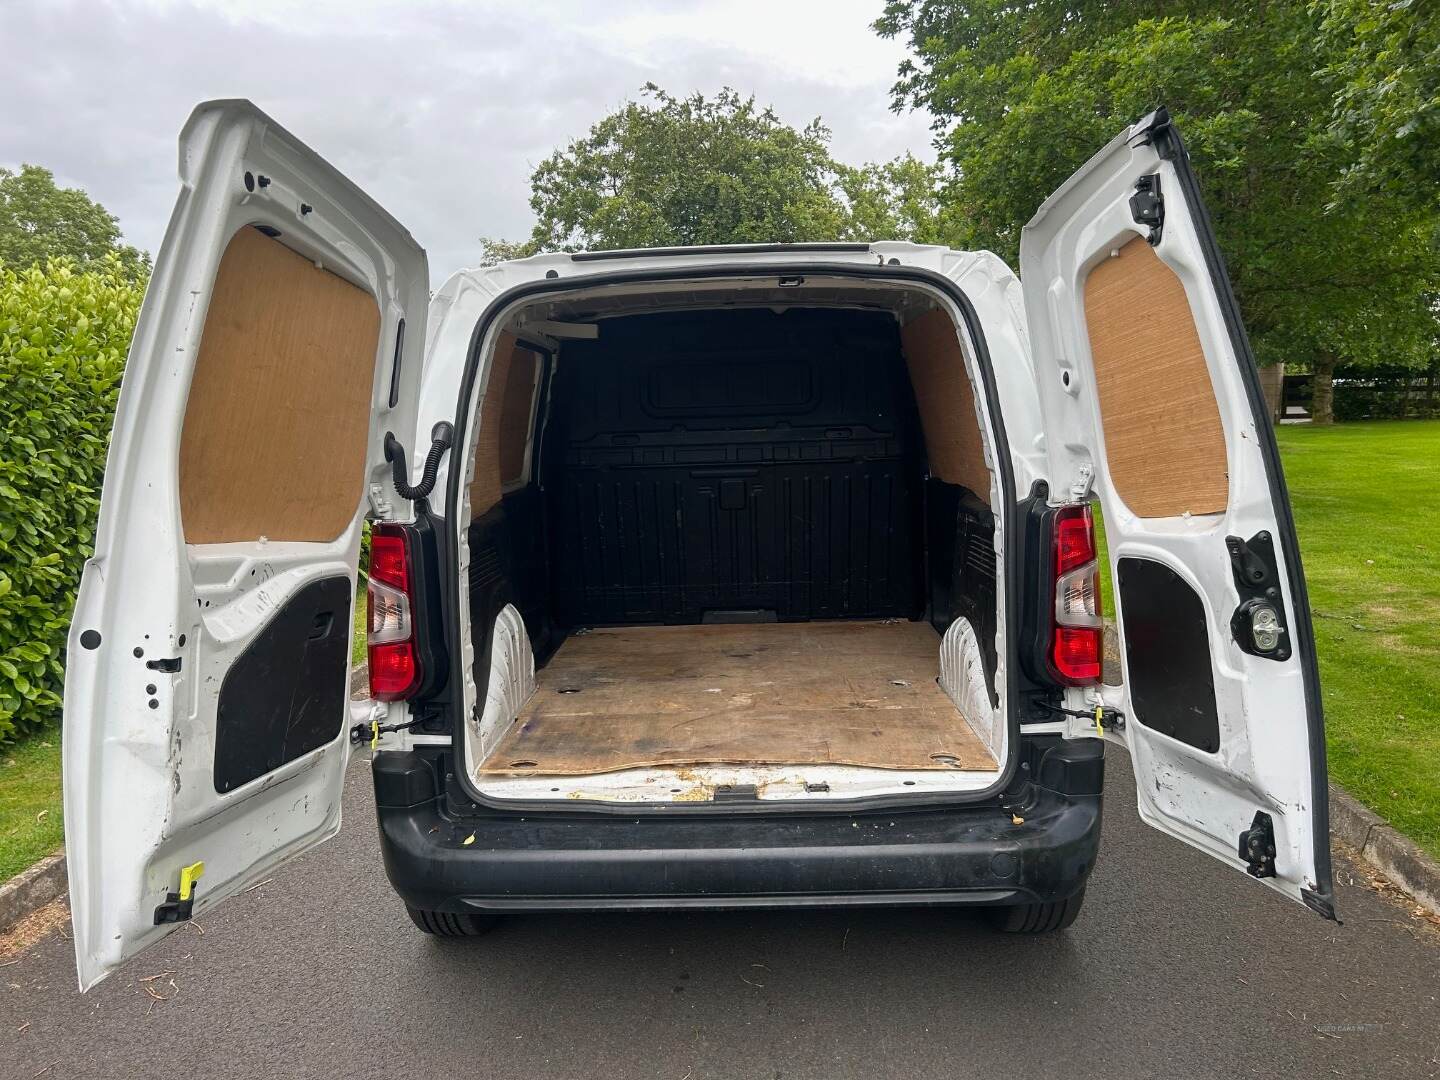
[499,347,540,488]
[468,332,519,515]
[900,308,991,504]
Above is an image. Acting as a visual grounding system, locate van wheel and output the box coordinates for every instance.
[986,886,1086,933]
[405,906,500,937]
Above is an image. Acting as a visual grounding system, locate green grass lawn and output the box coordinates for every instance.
[1275,421,1440,858]
[0,425,1435,882]
[353,584,368,667]
[0,726,64,882]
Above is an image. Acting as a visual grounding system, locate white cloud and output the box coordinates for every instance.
[1,0,933,280]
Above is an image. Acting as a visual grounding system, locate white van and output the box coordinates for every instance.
[62,100,1334,990]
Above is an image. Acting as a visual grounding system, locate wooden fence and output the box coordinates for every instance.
[1278,368,1440,422]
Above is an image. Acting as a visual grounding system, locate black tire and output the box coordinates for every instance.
[405,906,500,937]
[986,886,1086,933]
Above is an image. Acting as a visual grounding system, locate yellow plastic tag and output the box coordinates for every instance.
[178,861,205,902]
[1094,705,1105,739]
[371,719,380,751]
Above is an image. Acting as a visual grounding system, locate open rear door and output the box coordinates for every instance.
[1020,109,1334,917]
[63,100,429,988]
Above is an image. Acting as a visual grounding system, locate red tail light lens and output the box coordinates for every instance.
[1055,507,1096,575]
[367,525,421,700]
[369,530,410,594]
[1049,505,1102,685]
[1052,626,1102,684]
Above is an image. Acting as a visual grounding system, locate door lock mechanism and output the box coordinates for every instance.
[1239,599,1286,653]
[1226,532,1291,661]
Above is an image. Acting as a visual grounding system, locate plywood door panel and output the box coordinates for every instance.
[178,226,382,543]
[479,620,998,775]
[1083,237,1229,518]
[900,308,991,503]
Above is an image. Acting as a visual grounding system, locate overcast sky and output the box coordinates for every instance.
[1,0,936,281]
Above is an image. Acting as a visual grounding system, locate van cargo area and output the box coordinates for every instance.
[457,287,1005,804]
[479,620,997,776]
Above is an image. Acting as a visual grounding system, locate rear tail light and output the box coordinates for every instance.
[368,524,421,700]
[1048,504,1102,685]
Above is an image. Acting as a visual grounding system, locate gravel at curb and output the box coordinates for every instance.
[1328,785,1440,916]
[0,851,67,933]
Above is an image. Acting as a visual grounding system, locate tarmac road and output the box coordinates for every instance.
[3,750,1437,1080]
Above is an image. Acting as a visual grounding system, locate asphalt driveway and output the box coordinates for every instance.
[3,750,1437,1080]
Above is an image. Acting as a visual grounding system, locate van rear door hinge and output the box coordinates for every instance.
[1238,811,1277,879]
[1129,174,1164,245]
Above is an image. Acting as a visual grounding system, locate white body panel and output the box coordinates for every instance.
[63,100,428,990]
[1019,114,1331,913]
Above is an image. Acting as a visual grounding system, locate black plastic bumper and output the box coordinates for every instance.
[372,740,1104,913]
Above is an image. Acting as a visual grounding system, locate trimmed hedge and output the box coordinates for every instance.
[0,257,144,745]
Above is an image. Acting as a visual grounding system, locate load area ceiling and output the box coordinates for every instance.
[476,620,998,776]
[543,308,924,625]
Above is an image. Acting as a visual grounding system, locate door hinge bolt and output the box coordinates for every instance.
[1238,811,1277,879]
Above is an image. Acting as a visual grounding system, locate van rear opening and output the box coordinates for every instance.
[455,282,1006,804]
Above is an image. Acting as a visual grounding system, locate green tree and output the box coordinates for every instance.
[0,257,145,744]
[0,165,148,277]
[834,154,955,244]
[876,1,1440,423]
[485,84,946,260]
[477,235,539,267]
[1316,0,1440,206]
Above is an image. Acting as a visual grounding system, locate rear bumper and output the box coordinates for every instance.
[371,741,1104,913]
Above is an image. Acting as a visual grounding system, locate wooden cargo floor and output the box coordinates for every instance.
[479,620,998,776]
